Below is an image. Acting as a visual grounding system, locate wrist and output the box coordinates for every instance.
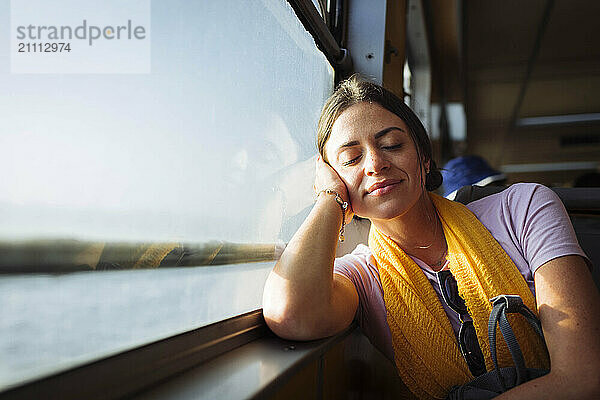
[315,189,348,242]
[315,186,349,203]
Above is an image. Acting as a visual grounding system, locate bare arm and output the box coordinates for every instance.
[495,255,600,399]
[262,157,359,340]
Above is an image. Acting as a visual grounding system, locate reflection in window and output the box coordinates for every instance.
[0,0,333,390]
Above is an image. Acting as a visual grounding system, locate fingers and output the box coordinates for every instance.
[313,155,356,224]
[314,154,351,205]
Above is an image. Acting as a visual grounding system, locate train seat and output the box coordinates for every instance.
[455,185,600,290]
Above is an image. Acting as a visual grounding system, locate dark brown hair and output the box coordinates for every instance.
[316,75,442,191]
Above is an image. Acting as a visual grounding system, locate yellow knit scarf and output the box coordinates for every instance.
[368,193,549,399]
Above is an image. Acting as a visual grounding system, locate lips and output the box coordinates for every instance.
[366,179,403,195]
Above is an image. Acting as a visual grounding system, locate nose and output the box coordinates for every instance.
[364,149,389,176]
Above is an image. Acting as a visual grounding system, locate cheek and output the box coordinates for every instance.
[331,168,362,199]
[340,171,366,210]
[335,168,362,191]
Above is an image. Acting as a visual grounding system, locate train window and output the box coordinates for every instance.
[0,0,333,391]
[403,59,412,104]
[312,0,325,18]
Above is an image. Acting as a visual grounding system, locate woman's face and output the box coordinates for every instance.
[324,102,429,222]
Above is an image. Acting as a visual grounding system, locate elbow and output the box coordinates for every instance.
[262,298,293,338]
[262,270,332,341]
[263,310,303,340]
[263,300,328,341]
[263,284,333,340]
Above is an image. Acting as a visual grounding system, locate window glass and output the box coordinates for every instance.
[0,0,333,390]
[403,59,412,105]
[312,0,326,18]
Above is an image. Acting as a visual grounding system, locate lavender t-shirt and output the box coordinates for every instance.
[333,183,589,361]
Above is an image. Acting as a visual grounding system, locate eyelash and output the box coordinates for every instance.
[342,156,361,166]
[341,144,403,166]
[383,144,403,150]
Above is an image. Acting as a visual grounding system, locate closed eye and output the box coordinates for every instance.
[382,144,403,150]
[342,154,362,166]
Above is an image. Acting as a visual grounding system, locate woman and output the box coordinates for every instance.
[262,76,600,399]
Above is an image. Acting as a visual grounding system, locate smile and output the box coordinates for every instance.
[366,179,403,196]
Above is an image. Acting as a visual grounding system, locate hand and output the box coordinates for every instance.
[314,155,354,222]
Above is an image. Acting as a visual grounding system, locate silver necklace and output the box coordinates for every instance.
[415,209,440,249]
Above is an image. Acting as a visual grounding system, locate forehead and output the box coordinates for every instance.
[325,102,408,152]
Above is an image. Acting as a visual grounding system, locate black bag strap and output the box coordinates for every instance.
[488,295,545,391]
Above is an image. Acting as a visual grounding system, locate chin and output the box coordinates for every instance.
[358,204,409,222]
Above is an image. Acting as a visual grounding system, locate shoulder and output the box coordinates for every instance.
[334,244,377,277]
[466,183,564,226]
[501,182,561,208]
[334,244,383,296]
[467,183,588,273]
[467,183,555,211]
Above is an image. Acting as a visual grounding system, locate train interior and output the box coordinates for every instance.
[1,0,599,399]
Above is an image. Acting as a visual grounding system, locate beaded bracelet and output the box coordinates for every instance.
[316,189,348,242]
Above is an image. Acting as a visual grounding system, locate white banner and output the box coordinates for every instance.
[10,0,151,73]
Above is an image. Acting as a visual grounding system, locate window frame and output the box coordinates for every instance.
[287,0,352,78]
[1,311,266,400]
[0,1,348,398]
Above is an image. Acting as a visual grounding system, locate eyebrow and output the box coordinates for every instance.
[338,126,406,149]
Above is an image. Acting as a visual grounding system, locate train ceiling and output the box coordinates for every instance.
[425,0,600,180]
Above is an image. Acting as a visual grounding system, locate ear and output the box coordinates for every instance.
[423,159,431,174]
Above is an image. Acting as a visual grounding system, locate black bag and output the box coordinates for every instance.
[446,295,549,400]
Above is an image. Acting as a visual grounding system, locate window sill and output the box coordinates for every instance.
[131,326,357,400]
